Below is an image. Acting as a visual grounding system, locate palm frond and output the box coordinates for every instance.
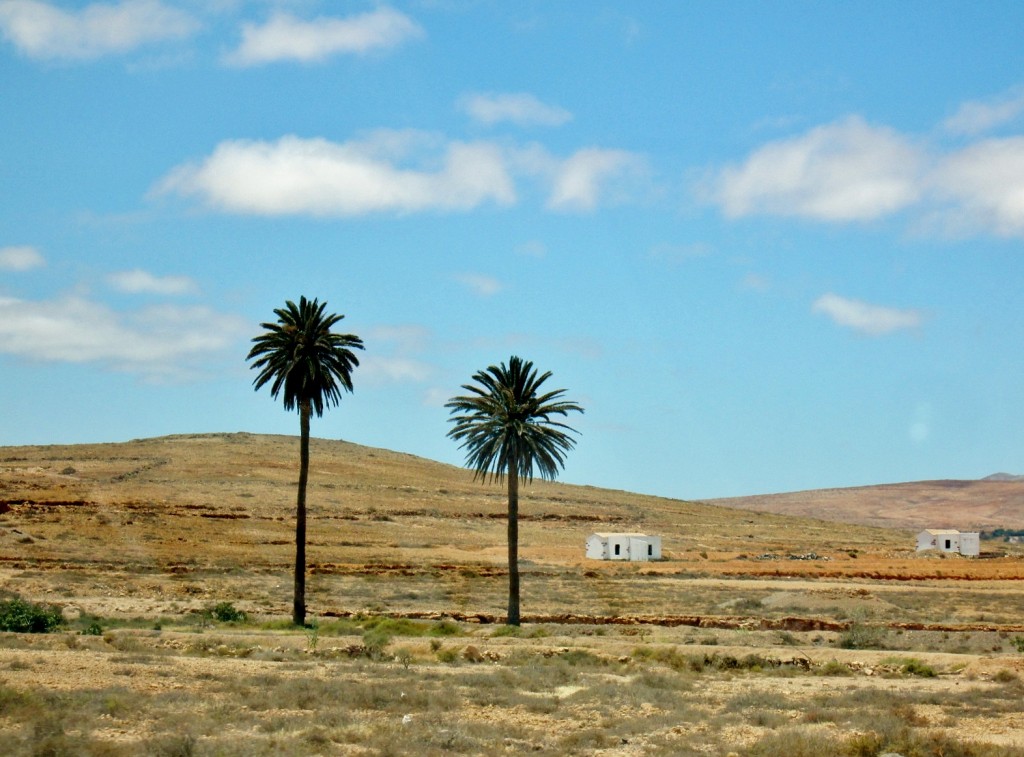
[247,296,364,416]
[446,355,583,483]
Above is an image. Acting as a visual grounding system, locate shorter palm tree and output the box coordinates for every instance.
[247,296,363,626]
[446,356,583,625]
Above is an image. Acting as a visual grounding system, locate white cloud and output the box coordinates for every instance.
[454,273,502,296]
[0,294,247,379]
[909,401,932,444]
[359,355,432,384]
[704,116,924,222]
[516,240,546,258]
[461,92,572,127]
[226,6,422,66]
[155,132,516,216]
[365,324,429,351]
[108,269,198,296]
[739,273,771,292]
[546,147,646,211]
[0,0,198,60]
[358,324,433,386]
[929,137,1024,237]
[647,242,711,264]
[944,88,1024,136]
[812,293,922,336]
[0,245,44,271]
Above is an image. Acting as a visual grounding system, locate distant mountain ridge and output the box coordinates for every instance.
[706,478,1024,532]
[982,473,1024,482]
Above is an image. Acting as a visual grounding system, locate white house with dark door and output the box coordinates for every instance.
[916,529,980,557]
[586,533,662,561]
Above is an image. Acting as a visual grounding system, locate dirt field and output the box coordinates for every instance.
[2,433,1024,755]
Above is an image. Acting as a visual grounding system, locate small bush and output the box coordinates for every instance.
[436,646,460,663]
[362,628,391,660]
[816,659,854,677]
[429,620,462,637]
[900,658,936,678]
[490,625,521,638]
[1011,635,1024,654]
[837,622,885,650]
[0,597,63,633]
[993,668,1019,683]
[210,602,246,623]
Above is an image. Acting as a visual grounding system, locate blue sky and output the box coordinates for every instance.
[1,1,1023,500]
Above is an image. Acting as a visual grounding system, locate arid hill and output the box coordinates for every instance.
[0,431,906,567]
[706,478,1024,531]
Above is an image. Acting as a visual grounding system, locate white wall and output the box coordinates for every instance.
[586,534,661,561]
[959,532,980,557]
[916,530,979,557]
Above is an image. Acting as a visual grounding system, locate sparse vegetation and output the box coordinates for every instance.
[837,621,886,650]
[2,434,1024,754]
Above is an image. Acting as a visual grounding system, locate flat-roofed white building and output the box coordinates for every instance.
[916,529,980,557]
[585,532,662,561]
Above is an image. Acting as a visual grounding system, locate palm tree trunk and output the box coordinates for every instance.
[506,453,520,626]
[294,399,311,626]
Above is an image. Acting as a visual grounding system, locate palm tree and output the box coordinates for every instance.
[446,356,583,625]
[247,297,363,626]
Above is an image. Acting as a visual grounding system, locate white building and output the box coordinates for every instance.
[585,533,662,561]
[916,529,980,557]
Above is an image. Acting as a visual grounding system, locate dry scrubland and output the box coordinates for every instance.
[1,432,1024,756]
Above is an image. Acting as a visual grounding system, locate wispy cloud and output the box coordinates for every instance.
[812,293,922,336]
[930,137,1024,237]
[358,324,433,386]
[516,240,546,258]
[545,147,646,212]
[0,0,198,60]
[0,294,247,379]
[108,269,198,296]
[461,92,572,127]
[225,6,422,66]
[943,87,1024,136]
[155,132,516,216]
[359,355,432,384]
[739,273,771,292]
[704,116,924,222]
[0,245,44,271]
[647,242,711,265]
[454,273,502,296]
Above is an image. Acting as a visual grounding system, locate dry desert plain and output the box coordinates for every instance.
[1,433,1024,756]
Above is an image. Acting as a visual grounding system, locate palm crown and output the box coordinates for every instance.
[247,296,364,416]
[446,356,583,482]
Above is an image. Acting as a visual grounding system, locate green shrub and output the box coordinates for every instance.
[0,597,63,633]
[361,616,426,636]
[362,628,391,660]
[428,619,462,637]
[816,659,854,677]
[436,646,460,663]
[900,658,936,678]
[1011,635,1024,654]
[490,625,521,638]
[209,602,246,624]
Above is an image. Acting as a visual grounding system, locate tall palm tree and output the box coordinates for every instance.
[446,356,583,625]
[247,297,363,626]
